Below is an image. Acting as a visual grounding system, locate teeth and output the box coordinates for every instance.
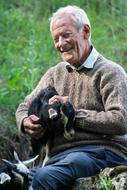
[61,49,70,53]
[60,47,64,52]
[60,47,71,53]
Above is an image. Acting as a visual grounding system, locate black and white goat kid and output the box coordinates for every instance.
[28,86,75,166]
[0,151,38,190]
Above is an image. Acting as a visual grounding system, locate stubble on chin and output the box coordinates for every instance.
[61,52,73,63]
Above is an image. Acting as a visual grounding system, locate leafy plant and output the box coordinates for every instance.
[99,176,115,190]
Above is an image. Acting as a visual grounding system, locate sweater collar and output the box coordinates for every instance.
[65,46,99,72]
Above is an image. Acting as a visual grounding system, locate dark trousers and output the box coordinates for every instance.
[29,146,127,190]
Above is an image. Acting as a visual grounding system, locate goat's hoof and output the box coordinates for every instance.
[64,129,75,140]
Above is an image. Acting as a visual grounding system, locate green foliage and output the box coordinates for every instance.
[0,0,127,134]
[99,176,115,190]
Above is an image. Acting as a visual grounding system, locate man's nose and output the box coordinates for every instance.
[58,36,66,48]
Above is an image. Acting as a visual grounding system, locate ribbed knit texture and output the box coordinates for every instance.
[16,54,127,159]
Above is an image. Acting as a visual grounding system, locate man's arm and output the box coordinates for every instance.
[75,66,127,136]
[15,69,54,137]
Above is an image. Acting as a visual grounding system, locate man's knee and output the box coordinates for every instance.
[63,152,92,167]
[32,167,52,188]
[59,152,102,177]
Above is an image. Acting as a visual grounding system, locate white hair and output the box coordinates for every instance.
[50,5,91,40]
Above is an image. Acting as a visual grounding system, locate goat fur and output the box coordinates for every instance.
[0,151,38,190]
[28,86,75,162]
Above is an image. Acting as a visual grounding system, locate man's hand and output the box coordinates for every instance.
[23,115,44,139]
[49,95,69,104]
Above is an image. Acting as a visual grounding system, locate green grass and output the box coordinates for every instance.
[99,176,115,190]
[0,0,127,134]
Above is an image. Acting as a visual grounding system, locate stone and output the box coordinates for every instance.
[69,166,127,190]
[69,176,99,190]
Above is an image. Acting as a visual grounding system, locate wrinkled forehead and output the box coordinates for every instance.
[51,21,79,39]
[51,14,76,30]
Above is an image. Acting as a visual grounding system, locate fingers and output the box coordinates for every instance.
[49,95,69,104]
[23,115,41,131]
[48,95,59,104]
[61,96,69,104]
[29,114,40,124]
[23,115,44,139]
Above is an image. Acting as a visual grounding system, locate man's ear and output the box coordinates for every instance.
[83,24,91,39]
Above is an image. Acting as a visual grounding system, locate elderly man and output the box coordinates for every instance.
[16,5,127,190]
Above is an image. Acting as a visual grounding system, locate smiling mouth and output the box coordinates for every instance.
[60,48,72,53]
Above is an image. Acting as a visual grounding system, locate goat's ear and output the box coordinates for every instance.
[22,155,39,166]
[14,151,20,162]
[2,159,16,170]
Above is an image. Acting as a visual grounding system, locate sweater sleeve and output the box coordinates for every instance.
[15,68,54,131]
[75,65,127,135]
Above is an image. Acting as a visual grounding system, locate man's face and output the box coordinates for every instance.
[51,16,90,67]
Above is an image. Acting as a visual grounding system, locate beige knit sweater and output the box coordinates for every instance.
[16,54,127,159]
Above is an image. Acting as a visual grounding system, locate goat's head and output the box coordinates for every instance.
[2,151,38,176]
[0,151,38,189]
[37,86,62,124]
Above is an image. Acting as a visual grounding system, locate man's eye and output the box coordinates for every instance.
[63,33,70,38]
